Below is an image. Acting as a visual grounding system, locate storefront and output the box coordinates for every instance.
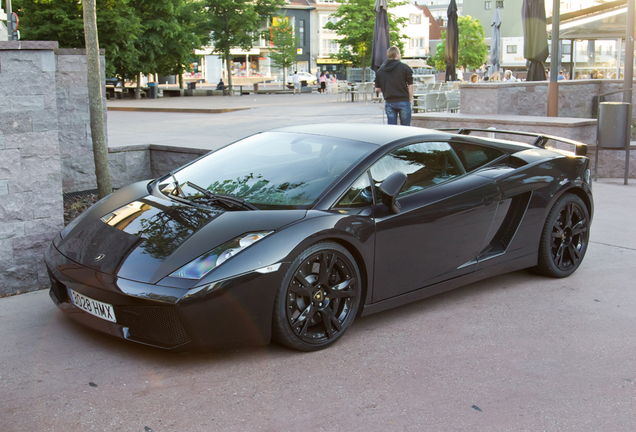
[316,58,350,81]
[229,48,269,77]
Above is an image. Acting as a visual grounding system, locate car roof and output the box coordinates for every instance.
[271,124,452,147]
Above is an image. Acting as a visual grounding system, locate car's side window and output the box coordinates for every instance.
[449,142,505,172]
[370,142,465,197]
[335,172,374,208]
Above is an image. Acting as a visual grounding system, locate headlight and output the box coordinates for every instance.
[60,193,113,239]
[170,231,272,280]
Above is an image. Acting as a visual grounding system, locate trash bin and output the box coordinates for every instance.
[253,83,259,92]
[187,82,196,90]
[147,82,158,99]
[598,102,631,149]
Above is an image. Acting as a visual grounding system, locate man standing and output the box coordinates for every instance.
[374,47,413,126]
[292,71,301,95]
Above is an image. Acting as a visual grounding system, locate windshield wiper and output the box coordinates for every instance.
[160,170,199,207]
[185,181,259,211]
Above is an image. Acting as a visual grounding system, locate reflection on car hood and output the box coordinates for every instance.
[57,196,306,284]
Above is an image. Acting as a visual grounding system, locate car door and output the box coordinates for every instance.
[371,141,500,302]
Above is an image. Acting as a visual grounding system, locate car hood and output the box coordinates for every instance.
[57,196,306,284]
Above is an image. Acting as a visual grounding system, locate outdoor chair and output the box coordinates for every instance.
[350,83,365,102]
[435,93,447,112]
[424,93,438,112]
[337,82,350,102]
[445,91,460,112]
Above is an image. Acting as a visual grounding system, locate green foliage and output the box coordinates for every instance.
[152,0,209,78]
[203,0,284,89]
[323,0,408,68]
[204,0,284,55]
[14,0,142,78]
[428,15,488,71]
[269,16,299,73]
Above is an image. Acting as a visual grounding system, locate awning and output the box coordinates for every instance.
[317,58,352,65]
[403,59,433,68]
[548,0,628,40]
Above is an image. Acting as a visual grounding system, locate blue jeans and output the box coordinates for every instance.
[385,101,412,126]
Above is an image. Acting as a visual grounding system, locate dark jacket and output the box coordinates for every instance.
[374,60,413,102]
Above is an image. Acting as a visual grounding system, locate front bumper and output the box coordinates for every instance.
[45,241,286,351]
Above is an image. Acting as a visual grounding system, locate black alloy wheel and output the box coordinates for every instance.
[272,242,361,351]
[535,194,590,278]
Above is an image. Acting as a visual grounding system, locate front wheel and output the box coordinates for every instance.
[534,193,590,278]
[272,242,361,351]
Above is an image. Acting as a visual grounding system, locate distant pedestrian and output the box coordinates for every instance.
[374,46,413,126]
[503,70,516,82]
[216,79,225,90]
[292,71,300,94]
[319,72,327,94]
[326,72,332,94]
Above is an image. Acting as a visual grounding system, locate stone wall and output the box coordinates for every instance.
[460,79,633,118]
[0,41,63,295]
[108,144,209,187]
[0,42,107,295]
[57,48,108,192]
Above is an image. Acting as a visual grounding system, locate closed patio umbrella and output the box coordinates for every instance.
[522,0,548,81]
[490,8,502,80]
[445,0,459,82]
[371,0,390,72]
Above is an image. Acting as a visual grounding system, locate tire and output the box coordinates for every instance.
[272,242,361,351]
[534,193,590,278]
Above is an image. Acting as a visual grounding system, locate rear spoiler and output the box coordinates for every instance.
[437,127,588,157]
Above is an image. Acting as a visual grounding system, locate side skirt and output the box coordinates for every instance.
[360,253,536,317]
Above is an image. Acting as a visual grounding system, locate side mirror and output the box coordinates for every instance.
[378,172,407,214]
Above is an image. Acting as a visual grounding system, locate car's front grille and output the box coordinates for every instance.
[118,305,190,348]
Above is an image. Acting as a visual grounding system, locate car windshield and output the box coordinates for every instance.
[159,132,374,210]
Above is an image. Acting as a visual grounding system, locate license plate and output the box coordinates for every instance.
[69,289,116,323]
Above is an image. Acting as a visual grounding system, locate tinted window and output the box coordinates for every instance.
[161,132,374,210]
[335,172,374,208]
[370,142,465,197]
[449,142,505,172]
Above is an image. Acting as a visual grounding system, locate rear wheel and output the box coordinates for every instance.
[272,242,361,351]
[534,194,590,278]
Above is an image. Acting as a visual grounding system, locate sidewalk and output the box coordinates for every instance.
[107,92,385,151]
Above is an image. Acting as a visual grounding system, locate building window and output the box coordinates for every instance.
[410,14,421,24]
[496,1,504,8]
[322,39,339,54]
[410,38,425,48]
[299,20,305,47]
[485,1,492,10]
[321,15,338,29]
[506,45,517,54]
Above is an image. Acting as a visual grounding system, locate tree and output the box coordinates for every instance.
[428,15,488,72]
[155,0,210,88]
[13,0,142,79]
[268,16,299,83]
[323,0,407,82]
[83,0,112,198]
[204,0,285,95]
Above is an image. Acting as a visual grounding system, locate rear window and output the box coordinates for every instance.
[450,142,504,172]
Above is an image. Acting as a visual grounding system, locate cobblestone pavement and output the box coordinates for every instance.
[1,179,635,431]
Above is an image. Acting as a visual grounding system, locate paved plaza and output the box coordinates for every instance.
[1,94,635,430]
[106,92,386,150]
